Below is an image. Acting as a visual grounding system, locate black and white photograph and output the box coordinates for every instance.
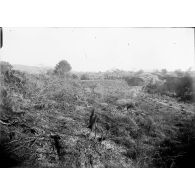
[0,27,194,168]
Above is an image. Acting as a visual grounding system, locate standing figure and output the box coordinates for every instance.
[88,109,98,138]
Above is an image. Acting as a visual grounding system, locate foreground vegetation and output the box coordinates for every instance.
[0,61,194,167]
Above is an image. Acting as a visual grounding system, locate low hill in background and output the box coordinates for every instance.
[12,64,50,74]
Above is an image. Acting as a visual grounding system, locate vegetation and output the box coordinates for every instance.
[53,60,72,77]
[145,72,195,102]
[80,74,90,80]
[0,61,194,167]
[124,77,144,86]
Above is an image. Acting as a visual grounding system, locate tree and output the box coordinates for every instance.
[54,60,72,76]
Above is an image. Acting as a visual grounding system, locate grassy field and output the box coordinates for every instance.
[0,65,195,168]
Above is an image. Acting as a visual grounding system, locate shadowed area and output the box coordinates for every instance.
[0,145,22,168]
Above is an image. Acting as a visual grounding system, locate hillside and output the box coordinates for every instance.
[12,64,50,74]
[0,64,195,167]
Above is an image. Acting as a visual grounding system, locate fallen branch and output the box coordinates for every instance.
[0,119,11,126]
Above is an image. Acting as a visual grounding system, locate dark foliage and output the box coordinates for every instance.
[145,73,195,102]
[54,60,72,76]
[124,77,144,86]
[80,74,90,80]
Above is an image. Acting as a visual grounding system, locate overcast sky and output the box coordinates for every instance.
[0,27,194,72]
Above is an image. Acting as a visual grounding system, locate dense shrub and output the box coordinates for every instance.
[124,76,144,86]
[174,69,185,77]
[80,74,90,80]
[71,74,79,79]
[175,74,194,101]
[46,69,54,75]
[0,61,12,74]
[145,73,195,102]
[0,62,28,118]
[144,77,165,94]
[161,69,167,75]
[54,60,72,77]
[160,74,194,101]
[0,61,13,85]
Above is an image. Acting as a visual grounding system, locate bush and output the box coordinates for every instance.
[145,73,194,102]
[175,74,194,101]
[54,60,72,77]
[161,69,167,75]
[71,74,78,79]
[144,78,165,95]
[174,69,184,77]
[0,61,29,117]
[80,74,90,80]
[0,61,12,75]
[124,77,144,86]
[46,69,54,75]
